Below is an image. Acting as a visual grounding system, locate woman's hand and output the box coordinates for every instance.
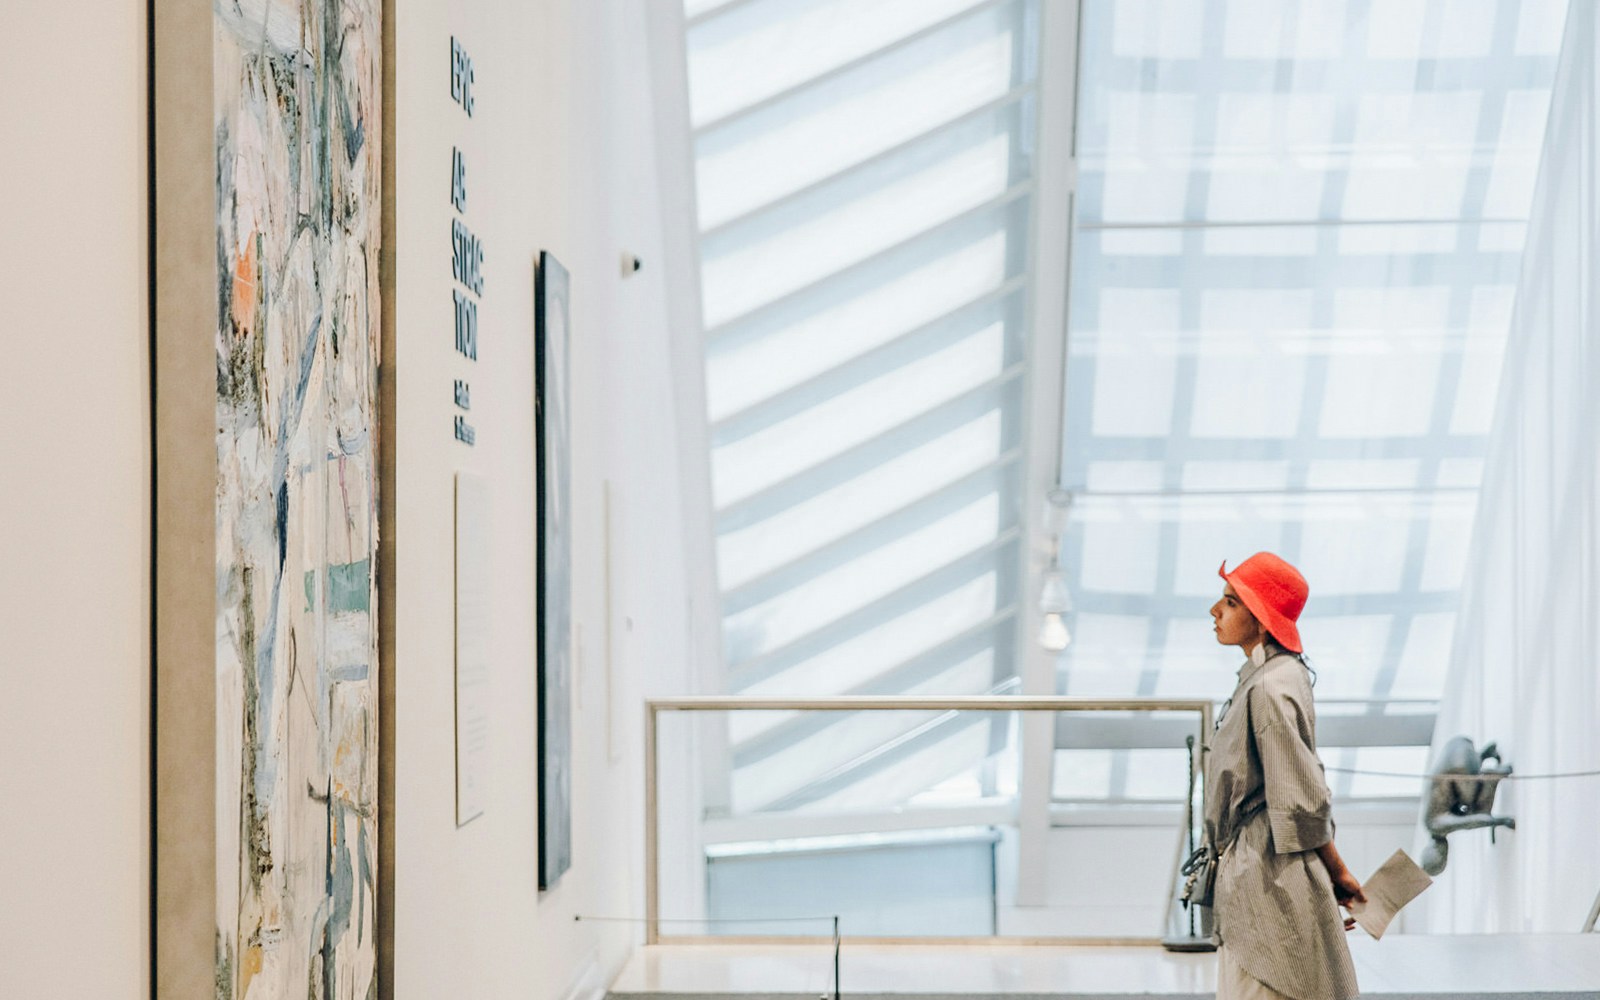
[1316,840,1367,931]
[1330,867,1367,931]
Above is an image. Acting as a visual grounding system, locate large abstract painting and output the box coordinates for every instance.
[535,251,573,889]
[213,0,381,996]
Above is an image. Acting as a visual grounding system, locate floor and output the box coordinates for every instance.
[607,936,1600,999]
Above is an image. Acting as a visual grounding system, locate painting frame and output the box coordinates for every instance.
[535,250,574,890]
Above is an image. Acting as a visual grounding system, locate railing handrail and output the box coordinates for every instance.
[648,695,1216,712]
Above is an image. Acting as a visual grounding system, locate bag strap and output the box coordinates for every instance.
[1182,734,1198,858]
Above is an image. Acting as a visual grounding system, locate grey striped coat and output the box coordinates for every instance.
[1205,652,1359,1000]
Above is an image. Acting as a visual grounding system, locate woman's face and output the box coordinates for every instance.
[1211,583,1265,649]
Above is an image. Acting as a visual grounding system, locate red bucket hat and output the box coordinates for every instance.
[1218,552,1308,653]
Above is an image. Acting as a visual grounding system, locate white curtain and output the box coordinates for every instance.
[1420,0,1600,935]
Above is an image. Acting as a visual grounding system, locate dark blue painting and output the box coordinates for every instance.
[535,250,572,889]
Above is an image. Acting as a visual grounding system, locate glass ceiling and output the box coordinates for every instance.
[1061,0,1569,797]
[681,0,1569,811]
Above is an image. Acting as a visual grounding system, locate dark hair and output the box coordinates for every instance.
[1265,634,1317,687]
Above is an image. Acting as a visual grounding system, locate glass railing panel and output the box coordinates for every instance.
[649,700,1215,942]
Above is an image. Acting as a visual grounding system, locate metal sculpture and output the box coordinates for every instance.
[1421,736,1515,875]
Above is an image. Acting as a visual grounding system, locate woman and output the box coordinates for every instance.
[1206,552,1366,1000]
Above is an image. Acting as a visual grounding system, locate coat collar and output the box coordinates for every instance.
[1234,640,1292,688]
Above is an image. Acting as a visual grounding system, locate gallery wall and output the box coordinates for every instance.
[1,0,705,997]
[388,1,705,998]
[0,2,151,997]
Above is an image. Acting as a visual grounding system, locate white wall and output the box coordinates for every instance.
[390,1,703,997]
[1420,0,1600,934]
[2,0,704,996]
[0,2,150,996]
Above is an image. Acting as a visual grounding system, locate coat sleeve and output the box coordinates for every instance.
[1249,672,1335,854]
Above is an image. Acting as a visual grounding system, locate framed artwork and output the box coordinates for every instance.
[535,250,573,889]
[155,0,382,995]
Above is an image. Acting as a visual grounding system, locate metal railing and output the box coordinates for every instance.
[644,695,1214,945]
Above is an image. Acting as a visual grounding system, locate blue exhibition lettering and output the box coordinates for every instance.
[450,36,479,446]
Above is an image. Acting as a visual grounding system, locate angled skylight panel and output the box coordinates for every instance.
[692,2,1029,233]
[705,227,1018,423]
[687,0,999,128]
[686,0,1040,811]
